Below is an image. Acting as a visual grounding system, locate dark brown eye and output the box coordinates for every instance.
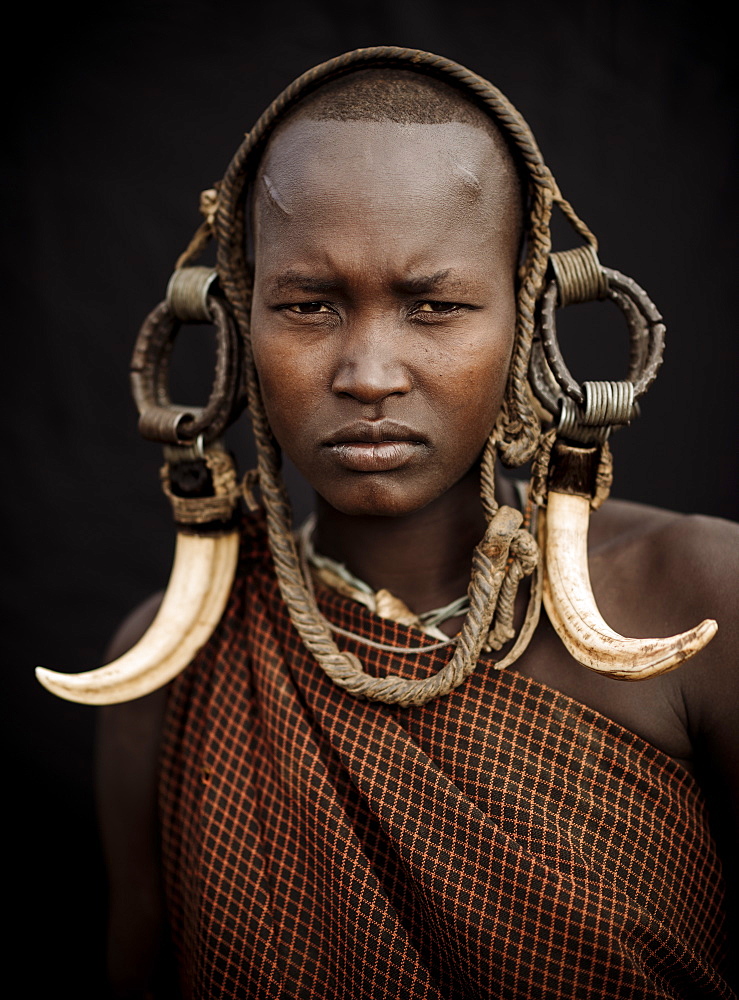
[287,302,332,314]
[414,301,460,314]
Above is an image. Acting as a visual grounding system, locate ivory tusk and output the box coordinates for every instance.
[36,530,240,704]
[541,492,717,679]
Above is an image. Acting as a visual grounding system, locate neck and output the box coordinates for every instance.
[313,466,518,616]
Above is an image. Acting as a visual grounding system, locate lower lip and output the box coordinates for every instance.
[327,441,423,472]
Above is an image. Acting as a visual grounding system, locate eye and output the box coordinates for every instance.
[415,301,457,312]
[410,300,465,319]
[284,301,334,314]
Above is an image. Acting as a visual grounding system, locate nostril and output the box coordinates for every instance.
[331,358,411,403]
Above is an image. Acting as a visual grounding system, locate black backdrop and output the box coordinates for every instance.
[4,2,736,995]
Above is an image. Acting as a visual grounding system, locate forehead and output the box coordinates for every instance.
[252,118,520,257]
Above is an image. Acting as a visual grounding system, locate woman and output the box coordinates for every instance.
[40,48,738,998]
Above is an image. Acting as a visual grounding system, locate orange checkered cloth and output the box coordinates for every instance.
[159,514,733,998]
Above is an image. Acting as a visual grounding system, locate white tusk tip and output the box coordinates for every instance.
[34,530,240,706]
[542,492,720,681]
[606,617,719,681]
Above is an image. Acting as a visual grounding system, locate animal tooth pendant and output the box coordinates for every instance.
[540,439,717,680]
[37,265,246,705]
[36,528,240,705]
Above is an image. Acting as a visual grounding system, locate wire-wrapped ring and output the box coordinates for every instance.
[130,294,241,445]
[530,266,665,417]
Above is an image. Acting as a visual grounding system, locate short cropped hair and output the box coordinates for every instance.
[257,67,523,239]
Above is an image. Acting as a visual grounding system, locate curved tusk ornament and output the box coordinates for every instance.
[35,530,240,705]
[541,491,717,679]
[36,268,247,706]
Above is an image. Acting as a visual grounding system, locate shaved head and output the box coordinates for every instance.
[252,68,523,251]
[291,67,514,134]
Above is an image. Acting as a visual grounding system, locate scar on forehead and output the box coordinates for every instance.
[453,162,482,197]
[261,174,292,216]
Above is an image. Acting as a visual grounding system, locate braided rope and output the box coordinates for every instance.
[485,528,539,650]
[479,432,500,522]
[192,47,598,704]
[497,178,555,467]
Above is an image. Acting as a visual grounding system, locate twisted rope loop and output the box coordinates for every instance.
[163,46,608,703]
[290,505,535,707]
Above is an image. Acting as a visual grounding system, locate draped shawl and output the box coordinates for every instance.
[159,514,733,999]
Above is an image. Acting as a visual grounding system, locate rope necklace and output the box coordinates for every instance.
[297,516,461,654]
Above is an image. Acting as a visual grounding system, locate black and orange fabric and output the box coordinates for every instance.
[159,514,732,999]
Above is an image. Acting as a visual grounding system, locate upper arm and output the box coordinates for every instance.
[671,517,739,812]
[665,516,739,983]
[96,594,177,997]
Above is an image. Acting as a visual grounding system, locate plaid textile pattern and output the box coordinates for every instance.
[159,514,733,999]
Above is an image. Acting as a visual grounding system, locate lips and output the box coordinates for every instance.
[323,420,427,472]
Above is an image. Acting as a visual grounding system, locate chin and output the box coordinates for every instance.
[317,478,436,519]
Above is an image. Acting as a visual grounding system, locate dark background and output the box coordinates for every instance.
[4,1,735,994]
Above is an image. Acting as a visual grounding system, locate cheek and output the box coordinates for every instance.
[434,319,514,426]
[250,335,298,444]
[254,364,314,447]
[250,309,317,429]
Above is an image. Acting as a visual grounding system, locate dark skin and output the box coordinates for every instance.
[98,119,739,995]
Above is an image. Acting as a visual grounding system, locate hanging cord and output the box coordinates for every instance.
[492,482,543,670]
[175,187,219,270]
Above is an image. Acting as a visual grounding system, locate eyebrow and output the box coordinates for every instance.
[392,270,458,295]
[268,271,343,295]
[266,268,461,297]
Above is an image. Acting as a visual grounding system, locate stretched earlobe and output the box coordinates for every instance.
[530,248,717,678]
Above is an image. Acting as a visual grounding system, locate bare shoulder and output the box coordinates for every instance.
[589,493,739,565]
[588,496,739,807]
[589,497,739,692]
[96,593,176,996]
[588,497,739,664]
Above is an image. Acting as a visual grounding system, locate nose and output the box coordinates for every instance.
[331,318,412,404]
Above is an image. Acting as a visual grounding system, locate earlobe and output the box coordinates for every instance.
[527,245,717,678]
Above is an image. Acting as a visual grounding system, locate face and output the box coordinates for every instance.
[250,118,519,518]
